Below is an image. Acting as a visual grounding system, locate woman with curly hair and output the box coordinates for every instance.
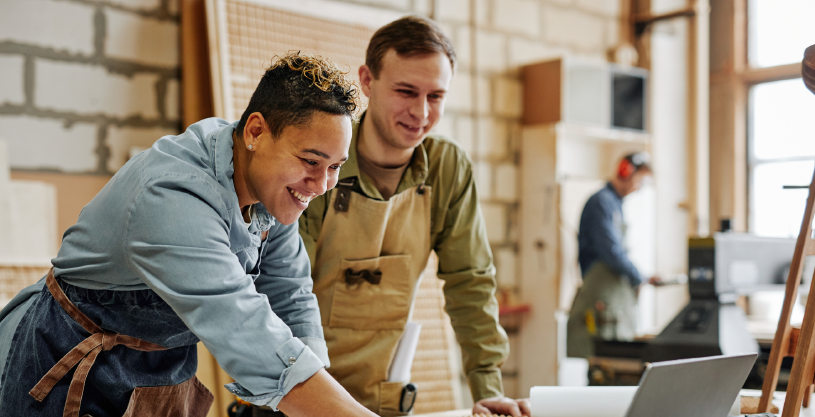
[0,52,376,417]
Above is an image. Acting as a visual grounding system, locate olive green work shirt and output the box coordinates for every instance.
[298,115,509,402]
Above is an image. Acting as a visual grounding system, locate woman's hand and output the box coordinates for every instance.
[277,368,378,417]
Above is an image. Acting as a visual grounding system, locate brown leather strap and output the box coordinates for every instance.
[29,268,168,417]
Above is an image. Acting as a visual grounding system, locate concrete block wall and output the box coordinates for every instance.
[0,0,181,175]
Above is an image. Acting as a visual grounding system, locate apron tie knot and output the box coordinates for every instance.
[345,268,382,285]
[29,269,168,417]
[101,331,119,351]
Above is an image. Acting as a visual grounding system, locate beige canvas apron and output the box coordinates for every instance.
[312,179,432,416]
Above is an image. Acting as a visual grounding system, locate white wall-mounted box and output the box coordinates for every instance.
[522,57,649,133]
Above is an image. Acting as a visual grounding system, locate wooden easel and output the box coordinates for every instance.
[758,44,815,417]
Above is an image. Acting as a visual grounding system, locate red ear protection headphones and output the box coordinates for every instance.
[617,158,635,179]
[617,152,650,179]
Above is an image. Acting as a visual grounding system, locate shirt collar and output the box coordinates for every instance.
[211,120,275,230]
[606,181,623,202]
[340,111,429,199]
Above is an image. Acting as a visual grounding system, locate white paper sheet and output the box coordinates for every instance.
[388,322,421,382]
[530,386,638,417]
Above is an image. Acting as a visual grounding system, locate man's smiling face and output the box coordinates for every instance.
[360,49,453,152]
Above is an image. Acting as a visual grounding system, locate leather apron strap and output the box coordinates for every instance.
[29,268,168,417]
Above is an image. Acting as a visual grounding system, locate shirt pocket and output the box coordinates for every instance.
[329,255,412,330]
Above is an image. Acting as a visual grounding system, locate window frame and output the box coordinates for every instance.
[708,0,806,235]
[744,0,811,236]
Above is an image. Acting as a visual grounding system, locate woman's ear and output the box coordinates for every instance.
[242,112,267,150]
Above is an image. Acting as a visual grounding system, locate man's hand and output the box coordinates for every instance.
[648,276,663,286]
[472,396,531,417]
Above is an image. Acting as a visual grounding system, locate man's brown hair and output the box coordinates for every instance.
[365,15,456,78]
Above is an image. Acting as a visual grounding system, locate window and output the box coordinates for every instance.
[747,0,815,237]
[748,0,815,68]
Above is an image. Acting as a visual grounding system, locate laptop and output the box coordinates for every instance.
[625,353,758,417]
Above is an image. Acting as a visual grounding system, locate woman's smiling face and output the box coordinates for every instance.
[240,111,351,225]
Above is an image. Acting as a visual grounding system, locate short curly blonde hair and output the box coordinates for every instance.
[237,51,360,138]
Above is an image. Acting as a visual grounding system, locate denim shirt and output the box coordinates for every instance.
[51,118,329,409]
[577,182,643,287]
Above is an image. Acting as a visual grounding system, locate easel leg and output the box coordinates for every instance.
[804,385,814,408]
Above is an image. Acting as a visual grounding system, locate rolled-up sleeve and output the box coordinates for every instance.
[254,221,330,367]
[124,174,324,410]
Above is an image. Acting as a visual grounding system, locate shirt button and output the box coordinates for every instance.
[288,356,296,365]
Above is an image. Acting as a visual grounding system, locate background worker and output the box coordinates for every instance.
[566,152,660,359]
[0,53,376,417]
[298,15,530,417]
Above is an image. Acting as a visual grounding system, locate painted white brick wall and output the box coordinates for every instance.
[454,116,474,156]
[445,72,473,113]
[495,248,517,288]
[493,77,522,118]
[475,76,491,115]
[508,37,567,67]
[477,117,508,159]
[0,115,97,171]
[474,161,492,199]
[414,0,432,15]
[493,0,540,37]
[106,0,163,11]
[166,79,181,121]
[455,26,472,68]
[8,180,58,261]
[475,31,507,73]
[542,6,606,51]
[0,0,95,55]
[481,202,506,242]
[35,60,159,119]
[474,0,489,26]
[503,334,520,371]
[494,163,518,201]
[0,55,25,106]
[106,126,179,172]
[577,0,620,17]
[432,113,456,139]
[357,0,411,10]
[105,9,179,67]
[0,139,12,258]
[437,0,470,24]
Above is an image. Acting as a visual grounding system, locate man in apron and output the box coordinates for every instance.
[298,16,530,417]
[567,153,658,359]
[0,52,376,417]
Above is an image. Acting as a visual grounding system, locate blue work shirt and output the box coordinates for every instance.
[577,182,643,287]
[0,118,328,410]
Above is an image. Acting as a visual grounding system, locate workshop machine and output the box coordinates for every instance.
[643,232,796,363]
[589,233,799,386]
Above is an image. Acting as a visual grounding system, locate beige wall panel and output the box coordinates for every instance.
[9,171,112,249]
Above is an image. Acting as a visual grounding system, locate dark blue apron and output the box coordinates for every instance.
[0,269,213,417]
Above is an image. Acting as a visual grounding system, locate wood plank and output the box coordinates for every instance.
[181,0,215,127]
[760,168,815,413]
[742,63,803,85]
